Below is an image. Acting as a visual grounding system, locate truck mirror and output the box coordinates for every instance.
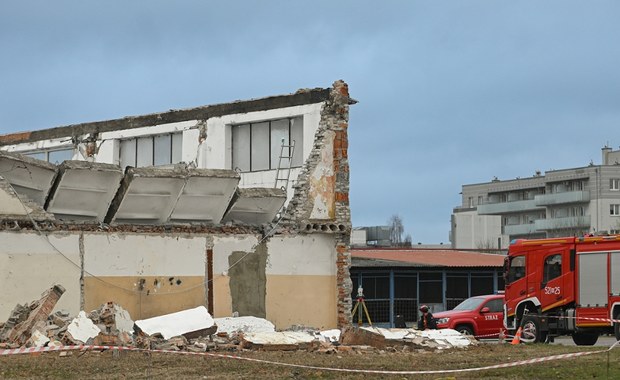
[480,307,490,314]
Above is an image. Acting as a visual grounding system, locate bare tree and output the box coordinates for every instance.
[388,214,404,246]
[404,234,412,247]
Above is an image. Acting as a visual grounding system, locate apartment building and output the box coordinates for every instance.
[451,147,620,249]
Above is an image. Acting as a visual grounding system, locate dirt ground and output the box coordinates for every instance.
[1,343,620,379]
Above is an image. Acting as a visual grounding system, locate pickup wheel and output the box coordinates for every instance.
[572,332,599,346]
[455,325,474,336]
[520,315,547,343]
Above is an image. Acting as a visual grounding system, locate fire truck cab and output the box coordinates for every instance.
[504,235,620,345]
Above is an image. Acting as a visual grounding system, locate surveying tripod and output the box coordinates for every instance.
[351,286,373,326]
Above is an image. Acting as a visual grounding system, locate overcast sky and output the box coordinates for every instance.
[1,1,619,243]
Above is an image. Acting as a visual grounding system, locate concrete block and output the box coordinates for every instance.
[45,161,123,222]
[0,151,58,206]
[66,311,101,343]
[222,187,286,225]
[134,306,215,340]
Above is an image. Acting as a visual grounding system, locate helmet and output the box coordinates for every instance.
[419,305,429,312]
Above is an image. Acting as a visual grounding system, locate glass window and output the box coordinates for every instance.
[508,256,526,283]
[119,132,183,169]
[394,275,417,298]
[25,152,46,161]
[543,254,562,283]
[48,149,73,164]
[611,204,620,216]
[136,136,153,167]
[611,179,620,191]
[471,274,494,295]
[446,275,468,298]
[154,134,172,166]
[232,125,251,172]
[120,139,137,168]
[231,117,304,172]
[484,298,504,313]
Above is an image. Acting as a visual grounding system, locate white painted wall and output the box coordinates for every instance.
[266,235,336,276]
[0,232,81,321]
[452,211,504,249]
[83,233,207,277]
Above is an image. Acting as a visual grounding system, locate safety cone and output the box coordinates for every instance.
[511,327,522,345]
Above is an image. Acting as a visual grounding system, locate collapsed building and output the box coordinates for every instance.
[0,80,354,330]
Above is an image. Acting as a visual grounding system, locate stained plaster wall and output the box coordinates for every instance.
[0,230,340,328]
[0,231,81,321]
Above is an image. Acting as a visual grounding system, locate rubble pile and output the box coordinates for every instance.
[0,285,478,353]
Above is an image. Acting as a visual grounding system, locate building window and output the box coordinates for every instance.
[611,204,620,216]
[611,179,620,191]
[25,148,74,164]
[231,117,303,172]
[119,133,182,168]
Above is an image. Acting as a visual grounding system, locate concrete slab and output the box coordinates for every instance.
[134,306,215,340]
[0,150,58,206]
[213,316,276,335]
[67,311,101,343]
[169,168,239,224]
[106,165,239,225]
[106,166,187,224]
[222,187,286,225]
[0,175,53,221]
[45,161,123,222]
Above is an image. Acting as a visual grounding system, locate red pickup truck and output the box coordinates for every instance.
[433,294,504,338]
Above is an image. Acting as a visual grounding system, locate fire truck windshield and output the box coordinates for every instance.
[507,255,526,283]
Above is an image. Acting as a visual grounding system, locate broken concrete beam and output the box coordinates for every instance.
[240,331,317,351]
[134,306,215,340]
[339,326,386,349]
[6,284,65,346]
[213,316,276,335]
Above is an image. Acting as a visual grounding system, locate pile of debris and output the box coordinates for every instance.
[0,285,477,353]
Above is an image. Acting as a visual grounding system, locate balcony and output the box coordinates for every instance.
[504,223,538,236]
[477,199,543,215]
[534,216,591,231]
[534,191,590,206]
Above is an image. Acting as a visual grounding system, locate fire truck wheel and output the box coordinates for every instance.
[572,331,599,346]
[521,315,546,343]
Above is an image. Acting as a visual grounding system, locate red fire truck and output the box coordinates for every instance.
[504,235,620,345]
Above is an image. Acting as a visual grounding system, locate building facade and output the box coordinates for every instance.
[451,147,620,249]
[0,81,354,329]
[350,248,504,327]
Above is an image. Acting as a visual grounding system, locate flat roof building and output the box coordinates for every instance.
[451,147,620,249]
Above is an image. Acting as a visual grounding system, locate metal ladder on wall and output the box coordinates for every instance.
[274,139,295,191]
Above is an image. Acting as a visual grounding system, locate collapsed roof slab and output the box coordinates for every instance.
[222,187,287,225]
[0,150,58,206]
[169,168,240,224]
[105,166,187,225]
[45,161,124,222]
[0,175,54,221]
[105,166,240,225]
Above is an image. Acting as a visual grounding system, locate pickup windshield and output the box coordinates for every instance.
[453,297,486,311]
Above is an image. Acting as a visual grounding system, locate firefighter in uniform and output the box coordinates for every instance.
[417,304,437,330]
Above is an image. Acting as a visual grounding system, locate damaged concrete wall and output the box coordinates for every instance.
[0,82,352,329]
[82,233,210,319]
[280,80,353,327]
[228,243,267,318]
[265,235,337,329]
[0,232,81,321]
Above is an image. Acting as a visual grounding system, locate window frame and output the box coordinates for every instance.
[119,132,182,168]
[231,117,303,173]
[611,204,620,216]
[24,147,74,164]
[611,179,620,191]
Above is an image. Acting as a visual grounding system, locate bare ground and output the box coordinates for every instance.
[1,343,619,379]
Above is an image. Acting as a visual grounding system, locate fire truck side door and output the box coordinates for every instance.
[540,252,565,310]
[505,255,527,318]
